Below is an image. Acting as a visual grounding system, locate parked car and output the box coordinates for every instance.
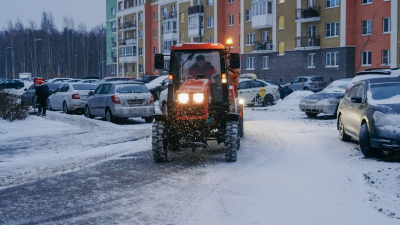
[47,83,97,114]
[159,87,168,114]
[263,80,294,99]
[238,78,280,106]
[283,76,326,92]
[145,75,168,100]
[21,83,61,107]
[47,78,73,83]
[67,79,83,83]
[0,79,24,90]
[299,78,351,118]
[82,79,99,84]
[97,77,133,85]
[344,70,398,93]
[84,81,155,123]
[337,77,400,157]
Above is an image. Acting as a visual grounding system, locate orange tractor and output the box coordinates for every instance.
[153,40,243,162]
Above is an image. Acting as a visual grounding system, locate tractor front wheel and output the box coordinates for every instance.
[225,121,239,162]
[152,121,167,162]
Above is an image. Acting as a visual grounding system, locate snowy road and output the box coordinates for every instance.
[1,92,400,224]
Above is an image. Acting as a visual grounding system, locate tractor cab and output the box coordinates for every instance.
[153,41,243,163]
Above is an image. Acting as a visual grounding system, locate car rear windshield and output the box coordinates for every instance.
[72,84,97,90]
[310,77,324,82]
[370,83,400,102]
[115,84,149,93]
[107,78,131,82]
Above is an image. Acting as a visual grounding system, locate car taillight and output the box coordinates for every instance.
[309,82,316,85]
[111,95,121,104]
[345,88,349,94]
[277,88,279,92]
[72,94,80,99]
[150,94,154,104]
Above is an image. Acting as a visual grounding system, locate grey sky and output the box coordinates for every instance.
[0,0,106,31]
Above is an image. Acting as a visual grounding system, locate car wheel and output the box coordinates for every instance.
[305,112,318,118]
[303,87,309,91]
[162,102,167,115]
[338,115,351,142]
[262,95,274,107]
[84,105,95,119]
[359,123,376,157]
[144,116,154,123]
[105,108,116,123]
[63,101,71,114]
[47,99,53,111]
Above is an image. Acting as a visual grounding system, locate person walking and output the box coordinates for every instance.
[34,79,49,116]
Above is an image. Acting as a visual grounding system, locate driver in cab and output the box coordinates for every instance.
[187,55,217,82]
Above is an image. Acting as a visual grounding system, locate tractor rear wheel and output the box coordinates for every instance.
[239,117,244,137]
[225,121,238,162]
[152,121,167,162]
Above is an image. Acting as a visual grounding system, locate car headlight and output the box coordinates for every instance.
[373,111,390,126]
[178,93,189,104]
[193,93,204,103]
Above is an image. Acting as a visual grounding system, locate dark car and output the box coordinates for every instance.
[21,83,61,107]
[263,80,294,99]
[337,77,400,157]
[0,79,24,90]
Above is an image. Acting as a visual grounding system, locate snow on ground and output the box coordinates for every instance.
[1,91,400,224]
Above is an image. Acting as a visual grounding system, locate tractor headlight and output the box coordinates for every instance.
[178,93,189,104]
[239,99,244,105]
[193,93,204,103]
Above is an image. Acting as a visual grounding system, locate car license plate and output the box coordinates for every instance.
[128,99,144,105]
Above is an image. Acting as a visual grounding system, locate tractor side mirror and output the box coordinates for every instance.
[229,53,240,69]
[154,54,164,69]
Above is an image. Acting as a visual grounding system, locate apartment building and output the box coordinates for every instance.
[106,0,117,77]
[106,0,399,84]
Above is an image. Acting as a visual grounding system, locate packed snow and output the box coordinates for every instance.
[1,91,400,224]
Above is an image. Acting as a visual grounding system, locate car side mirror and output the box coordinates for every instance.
[229,53,240,69]
[351,97,362,103]
[88,91,94,96]
[154,54,164,69]
[24,88,27,91]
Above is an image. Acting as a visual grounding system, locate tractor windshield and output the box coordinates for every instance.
[172,50,223,102]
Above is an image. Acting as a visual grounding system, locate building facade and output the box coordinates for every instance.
[106,0,117,77]
[107,0,400,84]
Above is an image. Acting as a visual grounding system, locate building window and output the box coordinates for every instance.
[153,47,157,55]
[111,7,116,15]
[326,52,339,67]
[132,64,136,72]
[279,0,285,3]
[153,29,157,38]
[362,0,372,4]
[326,0,339,8]
[262,31,269,43]
[125,65,129,73]
[246,57,255,70]
[279,16,284,29]
[180,12,185,23]
[139,64,143,73]
[262,56,269,69]
[307,53,316,68]
[362,20,372,35]
[139,47,143,56]
[279,42,284,55]
[118,2,123,11]
[228,0,233,4]
[207,17,214,28]
[139,30,143,39]
[362,51,371,66]
[138,13,143,22]
[111,66,116,74]
[153,12,157,20]
[382,50,390,65]
[119,65,123,73]
[383,17,391,33]
[228,15,234,26]
[246,33,255,45]
[138,0,144,4]
[207,0,214,6]
[206,38,214,43]
[246,9,252,21]
[326,22,339,37]
[125,1,129,8]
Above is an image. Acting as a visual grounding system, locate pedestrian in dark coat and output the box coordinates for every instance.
[34,80,49,116]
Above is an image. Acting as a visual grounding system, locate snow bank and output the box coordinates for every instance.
[273,90,314,111]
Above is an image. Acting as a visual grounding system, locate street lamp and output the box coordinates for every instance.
[34,39,42,78]
[5,47,12,80]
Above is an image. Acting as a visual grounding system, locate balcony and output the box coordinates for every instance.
[125,38,137,45]
[162,11,177,20]
[112,57,117,63]
[112,27,117,32]
[123,21,137,30]
[251,41,273,53]
[119,55,137,63]
[252,14,273,29]
[295,6,320,23]
[295,35,320,50]
[251,0,273,29]
[188,5,203,15]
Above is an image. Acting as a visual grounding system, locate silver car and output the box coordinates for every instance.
[84,81,155,123]
[47,83,97,114]
[299,78,351,118]
[284,76,326,92]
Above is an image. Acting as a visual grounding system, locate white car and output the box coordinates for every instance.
[67,79,83,83]
[47,83,97,114]
[159,88,168,114]
[82,79,99,84]
[47,78,72,83]
[238,78,280,106]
